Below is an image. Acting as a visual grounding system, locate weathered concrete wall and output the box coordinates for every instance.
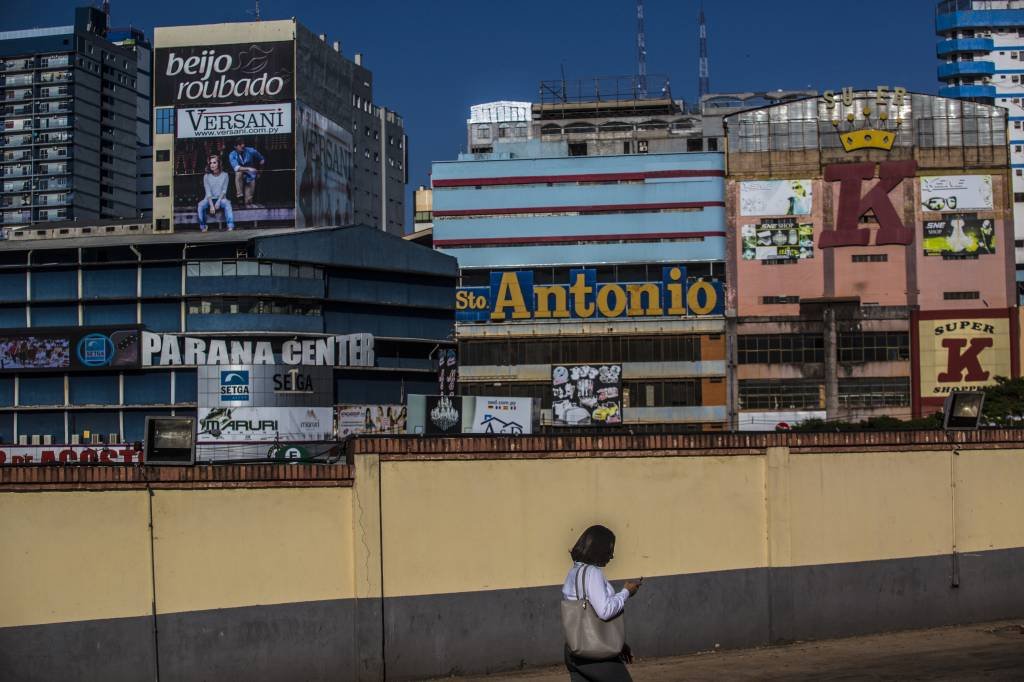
[2,433,1024,680]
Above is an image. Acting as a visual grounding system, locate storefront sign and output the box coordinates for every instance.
[199,364,334,408]
[741,218,814,261]
[739,180,812,217]
[552,364,622,427]
[197,406,333,443]
[820,161,916,248]
[176,103,292,138]
[337,405,407,437]
[922,214,996,256]
[0,327,140,373]
[456,267,723,322]
[142,332,374,367]
[470,397,532,434]
[155,41,294,107]
[921,175,993,212]
[0,444,143,466]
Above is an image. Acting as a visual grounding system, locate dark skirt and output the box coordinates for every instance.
[563,643,632,682]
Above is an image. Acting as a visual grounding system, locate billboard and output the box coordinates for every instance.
[425,395,462,435]
[197,406,333,443]
[198,365,333,408]
[470,397,533,434]
[296,100,354,228]
[142,333,374,368]
[552,364,622,427]
[922,214,996,256]
[920,175,993,212]
[741,218,814,261]
[0,327,140,373]
[0,444,143,466]
[739,179,813,217]
[176,103,292,139]
[336,405,407,437]
[154,41,294,107]
[914,311,1016,413]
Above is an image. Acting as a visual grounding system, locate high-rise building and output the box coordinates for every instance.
[0,7,151,230]
[151,20,406,236]
[936,0,1024,299]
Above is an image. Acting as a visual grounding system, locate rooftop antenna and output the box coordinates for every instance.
[636,0,647,98]
[248,0,262,21]
[101,0,110,36]
[698,3,710,98]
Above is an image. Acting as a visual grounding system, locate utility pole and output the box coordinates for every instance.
[636,0,647,98]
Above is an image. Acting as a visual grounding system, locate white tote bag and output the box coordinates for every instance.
[560,565,625,659]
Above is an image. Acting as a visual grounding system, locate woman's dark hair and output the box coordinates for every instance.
[570,525,616,566]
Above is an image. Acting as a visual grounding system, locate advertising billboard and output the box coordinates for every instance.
[470,397,533,434]
[196,406,333,443]
[913,311,1017,413]
[336,405,407,437]
[197,365,333,408]
[739,179,813,217]
[154,41,294,107]
[425,395,462,435]
[741,218,814,261]
[176,103,292,139]
[296,100,354,228]
[920,175,993,212]
[922,214,996,256]
[0,327,140,373]
[142,332,374,368]
[552,364,623,427]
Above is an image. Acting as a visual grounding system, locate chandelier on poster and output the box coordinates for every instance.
[141,331,374,367]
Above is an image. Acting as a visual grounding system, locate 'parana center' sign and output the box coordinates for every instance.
[141,332,374,367]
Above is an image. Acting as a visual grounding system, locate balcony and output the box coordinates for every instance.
[939,83,997,98]
[35,194,71,207]
[3,151,33,163]
[4,103,33,116]
[1,59,35,72]
[2,210,32,224]
[936,8,1024,34]
[3,75,34,87]
[937,37,995,56]
[4,90,33,101]
[2,181,32,193]
[938,60,995,79]
[1,166,33,178]
[0,135,33,148]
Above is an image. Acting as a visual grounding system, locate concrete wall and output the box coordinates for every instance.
[2,432,1024,680]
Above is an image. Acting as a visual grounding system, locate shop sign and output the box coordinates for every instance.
[176,103,292,138]
[197,406,333,443]
[820,160,916,248]
[741,218,814,261]
[471,397,532,434]
[142,332,373,367]
[0,444,143,466]
[916,315,1013,401]
[456,267,723,322]
[922,214,996,256]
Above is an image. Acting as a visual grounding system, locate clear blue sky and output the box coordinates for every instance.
[4,1,942,229]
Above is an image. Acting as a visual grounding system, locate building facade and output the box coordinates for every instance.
[936,0,1024,298]
[437,82,729,431]
[1,8,151,230]
[724,89,1017,427]
[0,226,455,456]
[151,20,406,236]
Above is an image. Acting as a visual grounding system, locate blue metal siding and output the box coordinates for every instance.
[124,371,172,405]
[174,371,197,404]
[19,376,63,406]
[123,410,173,442]
[141,302,180,332]
[83,302,136,325]
[0,306,26,327]
[326,276,452,309]
[0,378,13,407]
[186,314,323,333]
[0,412,12,443]
[936,10,1024,33]
[939,84,997,98]
[17,412,63,442]
[937,60,995,79]
[67,411,119,440]
[440,238,727,269]
[31,305,76,327]
[30,269,76,301]
[83,267,135,299]
[68,374,118,405]
[141,265,182,297]
[0,272,26,302]
[186,276,325,298]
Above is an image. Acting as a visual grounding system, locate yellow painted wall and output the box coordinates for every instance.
[956,449,1024,553]
[0,491,153,627]
[379,456,767,597]
[152,487,355,614]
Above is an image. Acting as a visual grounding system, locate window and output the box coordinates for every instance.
[762,296,799,304]
[155,218,170,230]
[737,334,824,364]
[707,137,719,152]
[155,108,174,135]
[568,142,588,156]
[623,141,631,154]
[1016,193,1024,202]
[851,254,888,262]
[498,123,509,138]
[944,291,980,300]
[838,377,910,409]
[739,380,822,410]
[156,149,170,162]
[686,138,703,152]
[514,122,528,138]
[1017,169,1023,177]
[838,332,909,363]
[155,185,169,197]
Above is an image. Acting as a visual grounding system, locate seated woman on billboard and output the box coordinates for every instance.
[197,154,235,232]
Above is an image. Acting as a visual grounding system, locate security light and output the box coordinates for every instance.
[943,391,985,431]
[144,416,197,465]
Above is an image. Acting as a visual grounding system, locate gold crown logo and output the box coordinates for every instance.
[838,128,896,152]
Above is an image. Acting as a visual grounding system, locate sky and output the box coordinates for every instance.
[3,0,943,229]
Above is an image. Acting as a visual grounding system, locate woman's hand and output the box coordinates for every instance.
[624,578,643,596]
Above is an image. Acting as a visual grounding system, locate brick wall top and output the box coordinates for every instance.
[0,462,354,491]
[350,429,1024,460]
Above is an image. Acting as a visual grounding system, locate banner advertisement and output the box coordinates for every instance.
[552,364,623,427]
[197,406,333,443]
[176,103,292,139]
[741,218,814,261]
[435,348,458,397]
[920,175,993,212]
[0,327,140,373]
[737,411,826,432]
[739,179,813,217]
[296,101,354,228]
[198,365,334,408]
[470,397,533,434]
[0,444,143,466]
[915,315,1013,402]
[154,41,294,107]
[336,405,407,437]
[425,395,462,435]
[455,267,724,322]
[922,213,996,256]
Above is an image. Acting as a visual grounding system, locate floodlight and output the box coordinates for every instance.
[943,391,985,431]
[144,416,196,465]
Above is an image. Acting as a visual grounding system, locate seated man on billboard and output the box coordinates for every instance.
[229,138,266,209]
[197,154,235,232]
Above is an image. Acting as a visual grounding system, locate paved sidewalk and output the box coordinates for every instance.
[439,620,1024,681]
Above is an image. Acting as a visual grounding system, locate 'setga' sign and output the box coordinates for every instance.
[914,310,1018,413]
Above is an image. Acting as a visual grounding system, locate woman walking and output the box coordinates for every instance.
[562,525,642,681]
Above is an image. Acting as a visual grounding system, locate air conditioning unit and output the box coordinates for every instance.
[70,433,80,445]
[18,435,27,445]
[42,434,52,445]
[31,434,41,445]
[90,433,102,445]
[108,433,119,445]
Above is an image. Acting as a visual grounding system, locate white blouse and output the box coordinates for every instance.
[562,561,630,621]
